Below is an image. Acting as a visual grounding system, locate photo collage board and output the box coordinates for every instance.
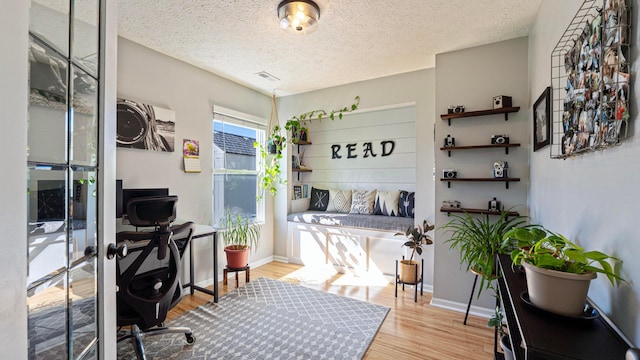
[555,0,631,157]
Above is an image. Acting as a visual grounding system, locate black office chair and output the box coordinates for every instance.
[116,196,196,359]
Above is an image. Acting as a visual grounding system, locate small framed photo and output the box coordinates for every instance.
[533,87,551,152]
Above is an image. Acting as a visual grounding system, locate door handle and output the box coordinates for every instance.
[107,243,128,259]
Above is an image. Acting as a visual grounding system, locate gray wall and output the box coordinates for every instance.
[116,37,274,284]
[433,37,530,313]
[529,0,640,346]
[275,69,436,284]
[0,1,29,357]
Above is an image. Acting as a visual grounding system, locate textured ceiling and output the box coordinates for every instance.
[118,0,541,96]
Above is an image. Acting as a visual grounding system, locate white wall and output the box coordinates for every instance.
[297,105,416,192]
[116,38,273,285]
[433,37,530,313]
[529,0,639,346]
[275,69,436,284]
[0,1,28,357]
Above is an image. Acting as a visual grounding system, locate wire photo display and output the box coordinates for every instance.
[550,0,631,158]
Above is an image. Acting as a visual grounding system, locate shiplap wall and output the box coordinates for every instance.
[295,104,416,192]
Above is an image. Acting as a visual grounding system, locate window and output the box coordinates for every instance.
[213,108,265,226]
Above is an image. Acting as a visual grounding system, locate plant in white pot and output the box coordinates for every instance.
[221,208,261,269]
[395,220,434,284]
[508,226,624,317]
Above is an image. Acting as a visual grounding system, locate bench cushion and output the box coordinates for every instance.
[287,211,414,233]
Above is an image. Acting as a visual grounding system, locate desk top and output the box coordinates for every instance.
[193,224,216,238]
[116,222,216,238]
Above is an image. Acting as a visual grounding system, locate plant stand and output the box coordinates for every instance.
[394,257,424,302]
[223,265,250,288]
[463,274,479,325]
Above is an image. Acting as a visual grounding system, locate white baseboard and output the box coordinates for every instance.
[430,297,494,319]
[272,255,288,263]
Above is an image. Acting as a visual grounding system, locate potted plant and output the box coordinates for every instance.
[442,210,527,296]
[254,96,360,198]
[487,299,514,360]
[508,226,624,317]
[395,220,434,284]
[221,208,261,269]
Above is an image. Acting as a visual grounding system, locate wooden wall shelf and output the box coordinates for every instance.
[441,143,521,156]
[440,207,519,217]
[440,107,520,125]
[440,177,520,189]
[292,167,311,181]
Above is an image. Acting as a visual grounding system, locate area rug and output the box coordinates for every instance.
[117,277,389,359]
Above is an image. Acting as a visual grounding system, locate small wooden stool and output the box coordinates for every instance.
[223,265,250,287]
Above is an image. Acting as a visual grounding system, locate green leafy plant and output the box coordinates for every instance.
[254,96,361,198]
[221,208,261,251]
[442,210,527,296]
[395,220,434,262]
[254,126,286,198]
[507,226,624,286]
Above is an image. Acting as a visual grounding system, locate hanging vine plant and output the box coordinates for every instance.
[254,96,361,198]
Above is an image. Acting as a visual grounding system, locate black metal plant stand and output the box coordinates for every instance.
[395,257,424,302]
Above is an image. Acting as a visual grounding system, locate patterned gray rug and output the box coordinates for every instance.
[117,277,389,359]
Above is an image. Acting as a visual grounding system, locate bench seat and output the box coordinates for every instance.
[286,212,418,277]
[287,211,414,233]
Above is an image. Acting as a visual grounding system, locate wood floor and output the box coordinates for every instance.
[169,262,497,360]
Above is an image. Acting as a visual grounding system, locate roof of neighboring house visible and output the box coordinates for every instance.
[213,131,255,156]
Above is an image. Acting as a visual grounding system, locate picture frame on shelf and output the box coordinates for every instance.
[533,86,551,152]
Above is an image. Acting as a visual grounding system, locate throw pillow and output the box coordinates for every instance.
[350,190,376,214]
[308,187,329,211]
[373,190,400,216]
[326,189,352,213]
[399,190,415,218]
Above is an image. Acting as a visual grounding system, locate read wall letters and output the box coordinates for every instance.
[331,140,395,159]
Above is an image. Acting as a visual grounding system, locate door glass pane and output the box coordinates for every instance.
[28,165,68,287]
[70,168,97,262]
[28,36,68,164]
[29,0,70,56]
[28,272,68,359]
[69,259,97,359]
[71,66,98,166]
[72,0,99,76]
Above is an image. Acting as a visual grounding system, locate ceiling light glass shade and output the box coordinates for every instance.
[277,0,320,35]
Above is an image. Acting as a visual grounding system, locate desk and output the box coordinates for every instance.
[496,254,630,359]
[183,224,218,303]
[117,222,219,303]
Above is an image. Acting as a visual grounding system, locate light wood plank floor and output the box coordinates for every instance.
[169,262,497,360]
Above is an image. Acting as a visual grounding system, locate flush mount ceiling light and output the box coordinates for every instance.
[278,0,320,35]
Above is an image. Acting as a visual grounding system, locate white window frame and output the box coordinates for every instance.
[212,105,265,225]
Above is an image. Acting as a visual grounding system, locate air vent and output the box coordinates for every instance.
[255,71,280,82]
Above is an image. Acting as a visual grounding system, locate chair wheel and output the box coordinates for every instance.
[185,333,196,344]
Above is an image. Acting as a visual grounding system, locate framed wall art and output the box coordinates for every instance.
[533,87,551,152]
[116,98,175,152]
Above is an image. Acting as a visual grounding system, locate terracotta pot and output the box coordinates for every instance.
[522,261,596,317]
[224,245,250,269]
[399,259,420,284]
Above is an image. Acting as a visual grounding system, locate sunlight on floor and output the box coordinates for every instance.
[275,263,392,303]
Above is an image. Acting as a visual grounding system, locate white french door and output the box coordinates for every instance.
[26,0,117,358]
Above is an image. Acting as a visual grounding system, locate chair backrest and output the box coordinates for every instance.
[116,200,195,330]
[127,195,178,260]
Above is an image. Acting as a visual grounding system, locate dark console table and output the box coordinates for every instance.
[496,254,630,359]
